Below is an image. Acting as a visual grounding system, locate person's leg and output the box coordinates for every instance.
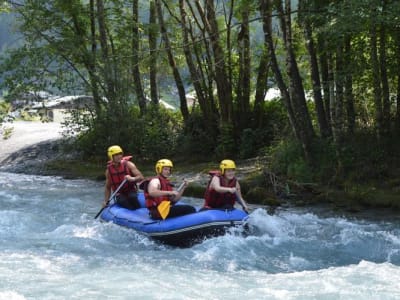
[116,192,140,210]
[128,192,141,209]
[167,205,196,218]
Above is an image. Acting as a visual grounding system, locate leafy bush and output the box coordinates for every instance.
[239,99,289,159]
[215,122,236,158]
[0,101,11,124]
[267,139,313,182]
[176,109,217,160]
[136,106,183,161]
[63,104,184,163]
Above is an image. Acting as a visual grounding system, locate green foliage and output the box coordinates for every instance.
[176,109,217,160]
[0,2,10,13]
[238,128,259,158]
[215,123,236,159]
[267,139,313,182]
[239,99,289,158]
[63,104,183,163]
[137,106,183,161]
[1,125,12,139]
[19,110,39,121]
[339,132,398,183]
[0,100,10,123]
[267,129,400,187]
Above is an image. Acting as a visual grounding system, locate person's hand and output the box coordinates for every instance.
[125,175,135,182]
[102,199,108,207]
[230,187,237,193]
[169,190,179,202]
[182,180,189,188]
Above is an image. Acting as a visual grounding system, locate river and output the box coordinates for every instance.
[1,171,399,299]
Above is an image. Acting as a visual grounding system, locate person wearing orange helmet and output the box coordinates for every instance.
[103,145,144,210]
[144,159,196,219]
[203,159,249,212]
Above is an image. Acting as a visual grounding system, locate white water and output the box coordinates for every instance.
[0,172,399,300]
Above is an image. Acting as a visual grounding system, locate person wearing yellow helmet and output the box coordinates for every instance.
[103,145,144,210]
[144,159,196,219]
[203,159,249,212]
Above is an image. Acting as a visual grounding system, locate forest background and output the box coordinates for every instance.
[1,0,400,211]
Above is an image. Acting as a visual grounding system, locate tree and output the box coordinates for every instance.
[156,0,189,121]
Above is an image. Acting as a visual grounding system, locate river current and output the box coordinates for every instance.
[0,171,399,299]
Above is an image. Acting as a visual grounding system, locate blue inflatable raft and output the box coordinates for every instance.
[100,193,248,247]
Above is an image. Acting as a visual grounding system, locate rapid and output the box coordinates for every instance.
[0,172,399,300]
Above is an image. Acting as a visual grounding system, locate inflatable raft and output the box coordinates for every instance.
[100,193,248,247]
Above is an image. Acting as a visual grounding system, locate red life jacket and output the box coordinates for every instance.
[107,156,137,195]
[204,171,237,208]
[143,175,173,209]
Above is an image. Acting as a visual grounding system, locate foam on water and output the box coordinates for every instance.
[1,172,400,299]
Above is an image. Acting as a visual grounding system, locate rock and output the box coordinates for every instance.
[0,121,63,174]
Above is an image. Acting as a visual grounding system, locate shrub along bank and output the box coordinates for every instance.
[42,149,400,214]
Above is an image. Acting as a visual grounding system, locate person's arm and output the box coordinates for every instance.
[148,178,177,199]
[103,170,111,207]
[170,180,188,203]
[235,181,249,211]
[209,176,236,194]
[126,161,144,182]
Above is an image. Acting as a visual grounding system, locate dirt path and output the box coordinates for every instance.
[0,121,63,171]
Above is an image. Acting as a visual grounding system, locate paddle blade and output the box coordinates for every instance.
[157,201,171,220]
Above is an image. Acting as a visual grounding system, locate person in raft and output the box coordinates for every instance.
[144,159,196,220]
[103,145,144,210]
[202,159,249,211]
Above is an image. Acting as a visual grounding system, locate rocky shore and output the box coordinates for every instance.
[3,121,397,216]
[0,121,268,206]
[0,121,64,174]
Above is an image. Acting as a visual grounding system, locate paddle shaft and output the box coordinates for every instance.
[94,178,128,219]
[176,181,186,192]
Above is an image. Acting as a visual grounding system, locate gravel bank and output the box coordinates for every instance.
[0,121,64,174]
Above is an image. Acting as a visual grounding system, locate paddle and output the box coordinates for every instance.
[157,181,186,220]
[235,191,249,214]
[94,178,127,219]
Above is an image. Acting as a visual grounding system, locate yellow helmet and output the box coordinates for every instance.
[155,159,173,174]
[220,159,236,175]
[107,145,123,160]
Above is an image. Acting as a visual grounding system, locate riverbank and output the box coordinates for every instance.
[0,121,64,173]
[1,121,399,214]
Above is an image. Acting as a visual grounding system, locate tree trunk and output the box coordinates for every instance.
[254,47,269,128]
[185,0,219,118]
[96,0,115,102]
[317,36,332,133]
[196,0,233,124]
[379,14,390,136]
[344,36,355,135]
[259,0,300,142]
[86,0,102,115]
[332,42,345,147]
[132,0,147,115]
[156,0,189,121]
[370,22,383,139]
[149,0,159,105]
[396,30,400,134]
[236,5,251,131]
[304,21,330,138]
[178,0,217,126]
[277,0,315,161]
